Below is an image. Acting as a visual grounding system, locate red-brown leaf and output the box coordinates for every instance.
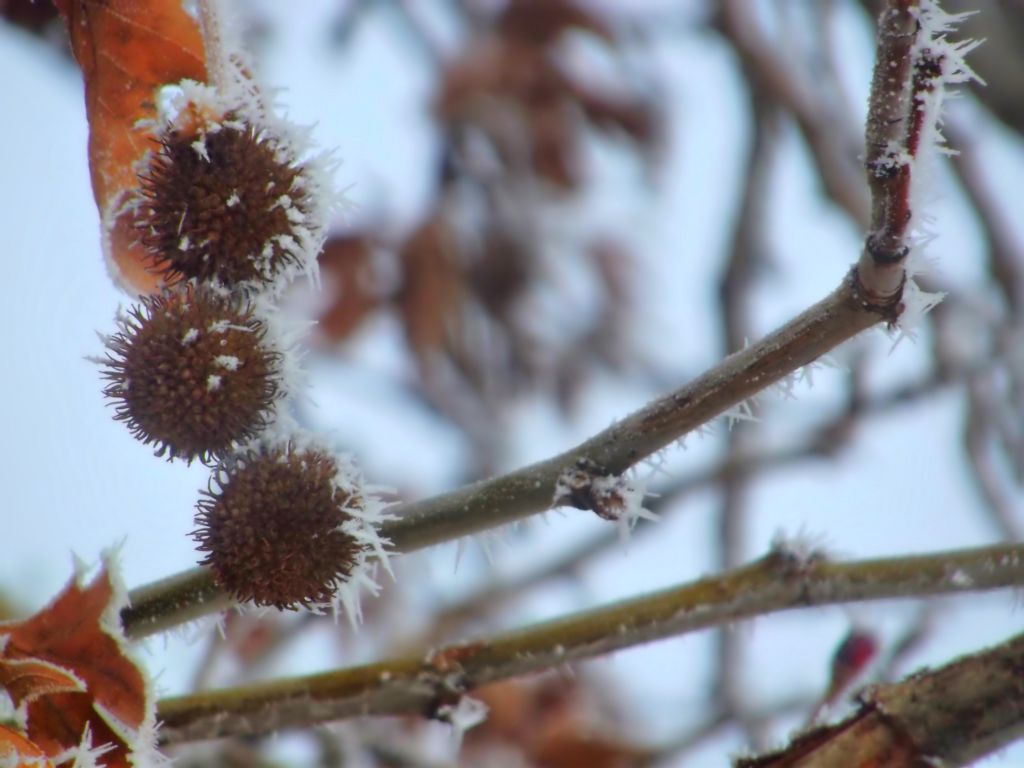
[0,724,53,768]
[316,234,384,343]
[54,0,208,294]
[0,567,150,767]
[0,657,84,708]
[396,215,464,360]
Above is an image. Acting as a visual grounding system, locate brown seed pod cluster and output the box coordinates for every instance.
[97,83,378,615]
[101,288,282,463]
[137,121,312,289]
[193,444,365,609]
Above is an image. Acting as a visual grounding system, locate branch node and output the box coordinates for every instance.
[552,458,631,522]
[421,643,484,722]
[866,235,911,266]
[849,265,906,325]
[766,534,829,603]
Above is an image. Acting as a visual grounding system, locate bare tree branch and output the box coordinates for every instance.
[155,542,1024,744]
[713,69,776,749]
[432,363,987,631]
[126,313,990,642]
[123,276,890,639]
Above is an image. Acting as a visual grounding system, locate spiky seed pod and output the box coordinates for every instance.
[101,289,282,462]
[193,445,366,609]
[137,120,312,288]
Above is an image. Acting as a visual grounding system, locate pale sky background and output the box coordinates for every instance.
[2,1,1024,765]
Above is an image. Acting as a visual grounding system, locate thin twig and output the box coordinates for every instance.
[125,344,992,643]
[713,76,775,749]
[155,542,1024,744]
[719,0,869,228]
[964,375,1021,539]
[431,365,961,629]
[945,119,1024,312]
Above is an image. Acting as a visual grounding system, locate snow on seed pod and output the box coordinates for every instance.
[136,121,308,290]
[132,78,335,294]
[192,441,389,615]
[100,287,283,462]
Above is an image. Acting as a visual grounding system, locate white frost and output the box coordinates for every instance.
[62,724,116,768]
[437,695,489,753]
[214,354,242,371]
[191,136,210,162]
[724,399,759,429]
[890,1,981,341]
[949,568,973,587]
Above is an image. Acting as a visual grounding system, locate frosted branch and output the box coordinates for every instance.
[155,542,1024,744]
[857,0,979,308]
[124,277,885,639]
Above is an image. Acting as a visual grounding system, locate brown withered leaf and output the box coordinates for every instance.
[438,41,568,124]
[0,656,84,707]
[469,225,532,320]
[53,0,207,207]
[316,234,385,343]
[535,729,648,768]
[0,565,151,767]
[396,214,464,361]
[529,103,580,189]
[54,0,208,294]
[466,677,646,768]
[573,84,660,151]
[498,0,613,46]
[436,20,657,190]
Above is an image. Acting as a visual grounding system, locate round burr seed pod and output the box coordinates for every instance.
[137,119,315,291]
[193,444,376,611]
[101,288,282,463]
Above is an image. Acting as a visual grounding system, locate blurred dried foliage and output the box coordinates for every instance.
[463,676,647,768]
[7,0,1024,765]
[314,0,661,468]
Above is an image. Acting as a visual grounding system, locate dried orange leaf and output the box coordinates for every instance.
[0,656,84,708]
[0,723,53,768]
[54,0,207,206]
[54,0,208,294]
